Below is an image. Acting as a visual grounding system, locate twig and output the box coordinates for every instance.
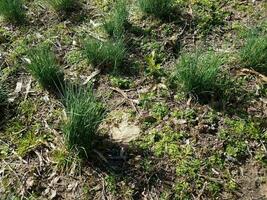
[93,149,108,164]
[12,150,28,164]
[239,68,267,83]
[2,160,23,186]
[83,69,101,85]
[196,181,207,200]
[110,87,140,115]
[178,22,188,37]
[260,140,267,153]
[101,178,107,200]
[24,78,32,100]
[199,174,224,185]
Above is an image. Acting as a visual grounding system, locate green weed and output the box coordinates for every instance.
[104,0,128,39]
[151,102,169,120]
[137,125,188,158]
[145,51,165,78]
[138,0,173,18]
[219,118,264,160]
[240,33,267,74]
[0,0,26,24]
[139,92,156,109]
[84,38,126,70]
[63,85,105,156]
[105,174,117,194]
[191,0,228,35]
[27,46,64,93]
[255,148,267,166]
[110,76,132,89]
[172,108,197,122]
[176,158,201,179]
[174,181,191,199]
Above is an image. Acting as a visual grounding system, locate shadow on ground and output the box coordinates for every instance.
[85,136,174,199]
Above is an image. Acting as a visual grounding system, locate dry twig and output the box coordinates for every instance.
[110,87,139,115]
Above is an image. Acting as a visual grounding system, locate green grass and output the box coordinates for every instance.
[84,38,126,70]
[104,0,128,39]
[240,33,267,74]
[138,0,173,18]
[27,46,64,93]
[17,130,46,157]
[171,51,229,102]
[0,0,26,24]
[46,0,76,12]
[63,85,105,156]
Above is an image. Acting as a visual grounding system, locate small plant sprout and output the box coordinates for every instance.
[84,38,126,70]
[63,85,105,156]
[27,45,64,93]
[104,0,129,39]
[0,0,26,24]
[145,51,164,78]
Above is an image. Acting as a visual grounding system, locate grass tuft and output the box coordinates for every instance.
[63,85,105,156]
[0,0,26,24]
[104,0,129,39]
[46,0,76,12]
[27,46,64,93]
[171,51,231,102]
[84,38,126,70]
[138,0,173,18]
[240,33,267,74]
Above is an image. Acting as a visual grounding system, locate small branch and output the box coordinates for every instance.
[83,69,101,85]
[110,87,140,115]
[196,181,207,200]
[239,68,267,83]
[199,174,224,185]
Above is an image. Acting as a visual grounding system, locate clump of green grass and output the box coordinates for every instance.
[104,0,129,39]
[171,51,229,102]
[84,38,126,70]
[46,0,76,12]
[27,46,64,93]
[138,0,173,18]
[0,0,26,24]
[240,33,267,74]
[63,85,105,156]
